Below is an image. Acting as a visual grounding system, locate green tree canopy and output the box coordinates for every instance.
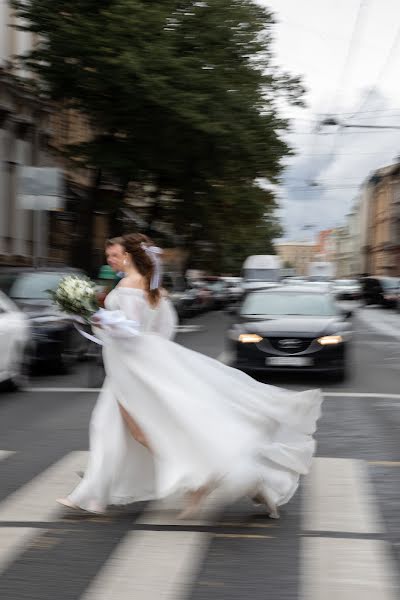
[12,0,304,272]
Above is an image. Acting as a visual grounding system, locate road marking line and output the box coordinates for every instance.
[0,451,15,461]
[358,311,400,340]
[301,537,399,600]
[0,452,87,574]
[0,528,40,575]
[213,533,271,539]
[303,458,382,534]
[25,387,101,393]
[81,490,223,599]
[176,325,205,333]
[369,461,400,467]
[81,530,209,600]
[24,387,400,400]
[0,451,87,523]
[324,393,400,399]
[218,522,276,529]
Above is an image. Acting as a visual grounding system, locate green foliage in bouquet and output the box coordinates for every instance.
[48,275,99,322]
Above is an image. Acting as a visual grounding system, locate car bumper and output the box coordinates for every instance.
[231,342,346,374]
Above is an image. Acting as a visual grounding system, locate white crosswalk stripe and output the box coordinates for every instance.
[303,458,382,534]
[301,457,399,599]
[358,308,400,340]
[0,451,87,575]
[0,452,399,598]
[0,451,15,462]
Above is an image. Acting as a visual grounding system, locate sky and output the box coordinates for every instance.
[259,0,400,240]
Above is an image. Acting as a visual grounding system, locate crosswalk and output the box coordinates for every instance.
[0,451,399,599]
[358,307,400,340]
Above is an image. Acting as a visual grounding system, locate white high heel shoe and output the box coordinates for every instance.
[56,497,105,515]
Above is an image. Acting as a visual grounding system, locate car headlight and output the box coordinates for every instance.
[238,333,263,344]
[317,335,343,345]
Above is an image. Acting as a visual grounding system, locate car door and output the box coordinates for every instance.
[0,295,15,375]
[0,293,28,379]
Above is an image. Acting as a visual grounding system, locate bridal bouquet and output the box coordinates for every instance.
[49,275,99,323]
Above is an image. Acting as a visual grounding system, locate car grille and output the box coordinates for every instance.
[268,337,313,354]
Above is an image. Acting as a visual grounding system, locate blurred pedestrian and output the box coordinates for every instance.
[57,233,322,519]
[105,237,126,286]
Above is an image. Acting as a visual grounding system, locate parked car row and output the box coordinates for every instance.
[282,275,400,309]
[0,267,91,386]
[167,275,243,319]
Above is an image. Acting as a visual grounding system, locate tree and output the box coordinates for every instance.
[12,0,304,272]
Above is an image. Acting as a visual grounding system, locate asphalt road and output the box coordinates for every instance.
[0,304,400,599]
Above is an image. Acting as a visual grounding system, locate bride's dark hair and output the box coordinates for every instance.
[121,233,162,307]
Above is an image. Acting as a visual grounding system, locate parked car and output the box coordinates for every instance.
[0,290,30,390]
[222,277,244,302]
[189,280,215,312]
[282,277,308,285]
[162,273,201,319]
[8,269,89,372]
[227,285,352,380]
[0,268,27,296]
[302,281,334,293]
[361,276,400,308]
[199,277,231,309]
[333,279,362,301]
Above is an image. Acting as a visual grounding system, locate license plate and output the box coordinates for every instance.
[266,356,313,367]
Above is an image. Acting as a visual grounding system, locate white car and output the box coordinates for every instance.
[0,290,30,390]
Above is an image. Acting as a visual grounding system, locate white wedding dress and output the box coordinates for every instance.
[68,287,322,515]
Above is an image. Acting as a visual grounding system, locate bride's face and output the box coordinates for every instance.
[106,243,125,273]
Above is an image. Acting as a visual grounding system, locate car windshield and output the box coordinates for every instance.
[381,279,399,290]
[243,269,280,282]
[10,273,66,299]
[207,281,225,290]
[241,292,337,317]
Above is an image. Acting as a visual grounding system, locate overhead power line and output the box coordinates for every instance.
[347,24,400,122]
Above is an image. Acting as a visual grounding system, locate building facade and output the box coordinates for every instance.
[275,241,316,276]
[365,164,400,277]
[0,2,53,265]
[333,226,353,278]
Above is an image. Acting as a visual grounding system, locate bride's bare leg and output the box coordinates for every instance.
[178,485,211,519]
[118,403,152,452]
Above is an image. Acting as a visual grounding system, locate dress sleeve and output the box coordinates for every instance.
[94,289,146,339]
[152,297,178,340]
[115,289,147,324]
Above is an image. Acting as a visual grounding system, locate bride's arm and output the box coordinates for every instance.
[93,290,146,338]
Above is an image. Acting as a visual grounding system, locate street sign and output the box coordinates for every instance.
[17,167,64,211]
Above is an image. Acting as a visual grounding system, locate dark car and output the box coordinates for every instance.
[8,269,89,372]
[362,276,400,308]
[199,277,231,309]
[227,286,352,380]
[333,279,362,301]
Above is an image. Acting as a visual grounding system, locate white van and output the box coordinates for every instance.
[241,255,282,291]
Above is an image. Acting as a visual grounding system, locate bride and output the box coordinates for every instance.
[57,233,322,518]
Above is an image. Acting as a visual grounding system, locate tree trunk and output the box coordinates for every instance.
[108,179,130,238]
[71,168,102,276]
